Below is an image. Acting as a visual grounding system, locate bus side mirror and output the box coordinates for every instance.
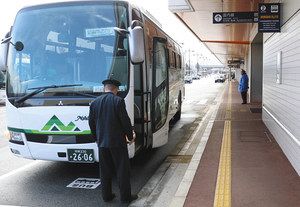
[0,42,8,71]
[128,26,144,64]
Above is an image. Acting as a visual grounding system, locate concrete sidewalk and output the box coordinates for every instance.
[131,81,300,207]
[183,81,300,207]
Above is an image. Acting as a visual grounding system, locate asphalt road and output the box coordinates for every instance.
[0,76,224,207]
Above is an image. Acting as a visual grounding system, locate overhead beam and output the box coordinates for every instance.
[202,40,251,45]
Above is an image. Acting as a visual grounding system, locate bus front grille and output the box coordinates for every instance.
[25,134,95,144]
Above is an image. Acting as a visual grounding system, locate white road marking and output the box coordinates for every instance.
[0,161,41,181]
[169,84,226,207]
[67,178,101,189]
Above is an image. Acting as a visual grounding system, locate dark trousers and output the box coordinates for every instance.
[241,91,247,103]
[99,147,131,201]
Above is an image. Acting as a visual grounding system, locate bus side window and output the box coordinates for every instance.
[132,9,142,21]
[173,51,176,68]
[176,54,181,69]
[168,49,175,68]
[153,40,168,130]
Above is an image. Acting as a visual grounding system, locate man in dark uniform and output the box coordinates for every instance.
[88,78,137,203]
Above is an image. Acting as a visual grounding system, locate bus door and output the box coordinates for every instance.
[151,37,169,141]
[134,63,150,151]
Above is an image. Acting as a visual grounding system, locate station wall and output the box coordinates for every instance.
[262,6,300,175]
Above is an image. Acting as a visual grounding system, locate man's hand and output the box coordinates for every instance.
[132,130,136,140]
[126,130,136,144]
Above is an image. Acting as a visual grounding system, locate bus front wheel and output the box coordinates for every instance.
[173,93,182,122]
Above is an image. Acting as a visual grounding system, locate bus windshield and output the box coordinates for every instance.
[0,71,5,89]
[7,2,129,99]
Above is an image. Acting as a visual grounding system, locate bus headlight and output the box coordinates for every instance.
[9,131,24,142]
[4,130,10,140]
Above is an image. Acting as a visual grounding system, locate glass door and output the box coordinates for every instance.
[152,37,169,132]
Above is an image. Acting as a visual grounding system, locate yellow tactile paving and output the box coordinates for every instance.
[214,83,232,207]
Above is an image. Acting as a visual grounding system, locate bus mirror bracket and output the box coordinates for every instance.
[0,39,9,71]
[128,25,145,64]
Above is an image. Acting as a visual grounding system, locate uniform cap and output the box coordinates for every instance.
[102,78,121,87]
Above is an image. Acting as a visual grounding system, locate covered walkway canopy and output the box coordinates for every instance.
[169,0,261,65]
[168,0,300,175]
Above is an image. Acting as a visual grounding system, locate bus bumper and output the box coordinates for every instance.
[9,142,135,162]
[9,141,34,159]
[26,142,99,162]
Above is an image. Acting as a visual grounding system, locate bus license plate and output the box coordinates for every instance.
[67,149,94,163]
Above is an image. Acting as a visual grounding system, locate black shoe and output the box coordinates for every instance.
[242,102,247,104]
[121,194,138,203]
[103,193,116,202]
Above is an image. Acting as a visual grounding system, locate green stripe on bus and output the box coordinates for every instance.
[7,127,91,135]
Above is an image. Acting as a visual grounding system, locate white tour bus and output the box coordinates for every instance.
[0,0,184,163]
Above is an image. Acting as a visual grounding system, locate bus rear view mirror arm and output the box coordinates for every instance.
[1,37,24,52]
[131,20,144,29]
[0,38,9,71]
[1,36,12,44]
[114,27,129,36]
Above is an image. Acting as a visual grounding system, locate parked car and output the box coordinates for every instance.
[214,74,225,83]
[192,74,201,80]
[184,75,193,84]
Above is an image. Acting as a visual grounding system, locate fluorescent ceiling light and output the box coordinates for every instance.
[168,0,194,12]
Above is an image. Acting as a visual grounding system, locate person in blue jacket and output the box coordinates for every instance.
[238,69,249,104]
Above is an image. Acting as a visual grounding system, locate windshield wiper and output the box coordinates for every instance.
[68,91,98,98]
[15,84,83,104]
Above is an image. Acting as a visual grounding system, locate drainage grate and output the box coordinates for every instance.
[239,131,270,142]
[250,107,262,113]
[165,155,192,163]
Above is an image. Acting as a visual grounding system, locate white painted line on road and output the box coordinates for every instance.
[130,83,227,207]
[178,86,224,156]
[0,161,41,181]
[67,178,101,189]
[169,107,218,207]
[178,108,210,156]
[197,99,208,105]
[169,85,226,207]
[129,162,171,207]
